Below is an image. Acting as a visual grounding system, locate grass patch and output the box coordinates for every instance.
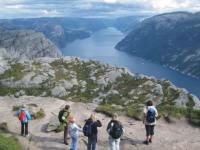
[32,108,45,119]
[126,105,141,120]
[95,104,120,117]
[0,86,19,96]
[0,63,25,81]
[0,134,24,150]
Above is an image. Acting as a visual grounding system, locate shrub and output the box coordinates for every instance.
[0,122,8,132]
[95,104,119,117]
[126,106,142,120]
[32,108,45,119]
[12,105,23,111]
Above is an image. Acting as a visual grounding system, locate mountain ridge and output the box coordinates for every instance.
[116,11,200,79]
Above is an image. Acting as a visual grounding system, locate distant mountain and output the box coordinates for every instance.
[0,16,144,49]
[0,28,61,58]
[116,12,200,79]
[113,15,147,33]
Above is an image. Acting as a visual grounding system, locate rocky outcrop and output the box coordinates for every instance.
[116,12,200,79]
[0,28,62,58]
[0,56,199,128]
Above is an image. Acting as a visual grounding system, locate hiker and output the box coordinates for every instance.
[143,100,158,145]
[58,104,71,145]
[83,114,102,150]
[16,105,31,137]
[68,117,82,150]
[107,113,124,150]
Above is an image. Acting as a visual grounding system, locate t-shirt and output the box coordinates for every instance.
[69,123,82,138]
[143,106,158,125]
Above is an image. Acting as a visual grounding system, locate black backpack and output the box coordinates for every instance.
[83,120,93,137]
[58,109,65,123]
[109,121,123,139]
[146,108,156,123]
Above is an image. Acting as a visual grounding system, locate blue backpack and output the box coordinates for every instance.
[83,121,93,137]
[146,108,156,123]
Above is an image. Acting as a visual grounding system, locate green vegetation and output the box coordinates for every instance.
[186,94,195,108]
[0,134,24,150]
[12,105,23,111]
[32,108,45,119]
[95,104,120,117]
[188,109,200,126]
[0,122,8,133]
[0,63,25,81]
[126,105,142,120]
[0,86,19,96]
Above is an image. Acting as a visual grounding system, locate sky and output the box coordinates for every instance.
[0,0,200,19]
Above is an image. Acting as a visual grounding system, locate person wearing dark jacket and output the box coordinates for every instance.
[86,114,102,150]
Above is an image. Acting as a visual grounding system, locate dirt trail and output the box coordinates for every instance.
[0,96,200,150]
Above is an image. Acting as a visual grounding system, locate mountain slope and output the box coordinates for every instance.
[0,28,61,58]
[116,12,200,79]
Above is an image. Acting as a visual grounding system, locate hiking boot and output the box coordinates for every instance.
[149,139,152,143]
[25,134,30,137]
[143,140,149,145]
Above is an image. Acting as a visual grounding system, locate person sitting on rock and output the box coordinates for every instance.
[68,117,82,150]
[83,114,102,150]
[143,100,158,145]
[16,104,31,137]
[107,113,124,150]
[58,104,71,145]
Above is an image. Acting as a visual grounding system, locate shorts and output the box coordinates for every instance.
[145,125,155,136]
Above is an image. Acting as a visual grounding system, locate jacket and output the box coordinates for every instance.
[86,119,102,138]
[17,108,31,123]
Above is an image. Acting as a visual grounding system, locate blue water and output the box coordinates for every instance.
[62,27,200,98]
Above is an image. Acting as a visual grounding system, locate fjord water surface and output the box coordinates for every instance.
[62,27,200,98]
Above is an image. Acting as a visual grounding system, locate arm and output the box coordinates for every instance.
[155,108,158,118]
[16,110,20,116]
[75,124,82,132]
[95,120,102,127]
[107,121,111,131]
[26,111,31,120]
[143,107,147,124]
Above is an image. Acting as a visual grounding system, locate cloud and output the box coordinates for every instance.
[0,0,199,19]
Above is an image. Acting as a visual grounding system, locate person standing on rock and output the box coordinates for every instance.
[68,117,82,150]
[58,104,71,145]
[83,114,102,150]
[16,104,31,137]
[107,113,124,150]
[143,100,158,145]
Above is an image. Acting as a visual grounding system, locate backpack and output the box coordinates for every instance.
[83,121,93,137]
[146,107,156,123]
[109,121,123,139]
[19,111,26,122]
[58,109,69,123]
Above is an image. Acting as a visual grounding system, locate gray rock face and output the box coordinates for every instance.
[0,28,62,58]
[46,116,60,132]
[51,86,68,97]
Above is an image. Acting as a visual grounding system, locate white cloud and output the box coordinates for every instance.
[0,0,199,18]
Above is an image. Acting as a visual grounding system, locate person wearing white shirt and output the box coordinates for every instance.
[143,100,158,145]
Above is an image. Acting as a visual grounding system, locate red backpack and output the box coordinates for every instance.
[19,111,26,122]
